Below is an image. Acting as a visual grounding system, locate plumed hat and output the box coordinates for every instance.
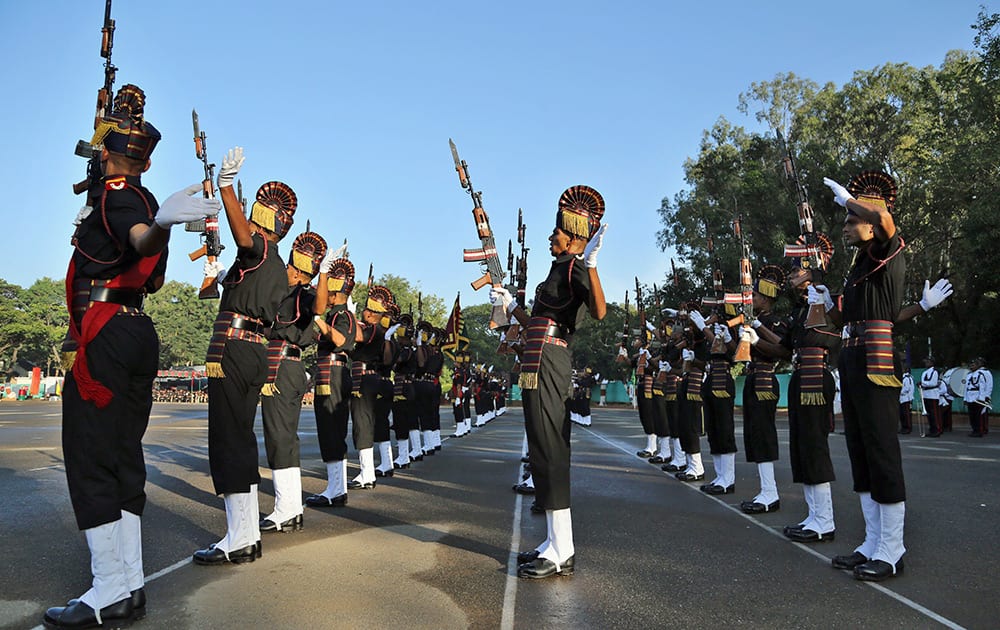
[327,258,355,294]
[366,285,395,314]
[847,170,897,213]
[289,231,327,277]
[556,185,605,239]
[754,265,787,299]
[90,84,160,162]
[251,181,297,239]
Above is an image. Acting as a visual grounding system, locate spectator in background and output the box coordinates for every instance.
[964,357,993,437]
[899,363,914,434]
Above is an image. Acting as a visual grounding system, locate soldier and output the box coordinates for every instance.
[46,86,219,628]
[964,357,993,437]
[666,304,709,482]
[492,185,606,579]
[698,310,738,495]
[821,171,907,581]
[450,352,471,438]
[258,231,327,533]
[574,367,597,427]
[416,323,446,450]
[919,356,942,437]
[899,362,914,434]
[389,313,418,473]
[737,265,788,514]
[937,368,953,433]
[193,150,296,565]
[633,330,657,458]
[306,255,357,507]
[349,284,398,488]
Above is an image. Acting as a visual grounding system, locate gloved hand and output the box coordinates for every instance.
[662,307,678,317]
[617,345,628,359]
[688,309,706,331]
[823,176,854,208]
[415,330,423,346]
[740,326,760,346]
[489,286,516,315]
[751,318,762,329]
[203,260,226,280]
[645,321,656,333]
[919,278,953,311]
[682,349,695,362]
[330,239,349,261]
[594,373,600,381]
[462,386,469,393]
[658,360,671,372]
[429,333,436,344]
[154,183,222,228]
[73,205,93,227]
[808,284,835,312]
[714,323,732,344]
[217,147,245,190]
[346,296,356,313]
[384,323,401,340]
[319,247,337,274]
[583,224,607,268]
[638,347,651,360]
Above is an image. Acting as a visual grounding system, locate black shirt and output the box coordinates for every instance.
[270,284,318,348]
[219,232,286,323]
[317,303,357,355]
[530,254,591,333]
[841,232,905,322]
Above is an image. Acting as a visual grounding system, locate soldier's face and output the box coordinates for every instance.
[843,214,875,246]
[549,228,572,256]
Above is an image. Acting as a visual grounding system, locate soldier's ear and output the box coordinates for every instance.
[143,159,152,173]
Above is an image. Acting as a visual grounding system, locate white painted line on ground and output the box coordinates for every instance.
[578,424,967,630]
[500,433,528,630]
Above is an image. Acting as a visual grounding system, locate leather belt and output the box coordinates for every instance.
[90,287,144,309]
[281,345,301,359]
[231,316,265,335]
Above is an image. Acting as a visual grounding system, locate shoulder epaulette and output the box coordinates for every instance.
[105,176,127,191]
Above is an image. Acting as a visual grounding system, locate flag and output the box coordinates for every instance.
[442,292,469,359]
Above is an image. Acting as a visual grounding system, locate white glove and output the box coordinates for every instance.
[594,373,600,381]
[919,278,953,311]
[217,147,245,190]
[429,333,436,344]
[645,321,656,333]
[662,308,678,317]
[583,224,607,268]
[319,247,337,274]
[203,260,226,280]
[415,330,423,346]
[740,326,760,346]
[330,239,349,261]
[751,318,762,329]
[658,360,671,372]
[488,365,494,373]
[682,349,695,362]
[489,286,516,315]
[618,346,628,359]
[688,309,706,331]
[823,176,854,208]
[638,347,650,359]
[73,205,93,226]
[346,296,356,313]
[807,284,835,312]
[714,323,732,344]
[384,323,401,340]
[462,386,469,393]
[154,183,222,228]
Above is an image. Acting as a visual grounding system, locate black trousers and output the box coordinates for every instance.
[839,346,905,503]
[578,393,590,418]
[651,394,670,437]
[261,359,307,469]
[665,397,681,437]
[968,401,989,434]
[453,394,467,423]
[522,344,573,510]
[208,338,268,495]
[373,377,393,443]
[923,397,941,435]
[62,315,158,530]
[704,380,737,455]
[898,401,912,432]
[415,380,436,431]
[743,376,780,463]
[349,374,379,450]
[432,383,442,430]
[787,369,836,484]
[392,385,416,440]
[637,391,654,434]
[677,382,703,455]
[314,366,351,461]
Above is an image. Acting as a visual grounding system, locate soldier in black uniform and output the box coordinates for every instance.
[193,148,296,565]
[306,254,357,507]
[736,266,787,514]
[349,285,398,488]
[822,172,907,581]
[668,304,709,481]
[491,185,607,579]
[416,322,446,450]
[46,85,220,629]
[450,352,471,437]
[698,310,738,495]
[389,313,417,472]
[258,231,327,533]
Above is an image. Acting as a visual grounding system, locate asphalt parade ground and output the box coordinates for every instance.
[0,401,998,629]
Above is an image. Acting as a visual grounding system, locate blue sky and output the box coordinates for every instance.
[0,1,989,309]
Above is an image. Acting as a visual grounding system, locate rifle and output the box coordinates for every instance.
[702,217,729,354]
[730,212,754,362]
[671,258,679,288]
[449,139,508,329]
[515,208,529,307]
[635,277,648,377]
[777,130,828,328]
[237,179,247,218]
[615,289,630,362]
[185,109,223,299]
[72,0,118,199]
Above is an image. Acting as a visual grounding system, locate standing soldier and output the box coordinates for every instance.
[194,149,297,565]
[737,266,788,514]
[899,362,914,434]
[666,304,708,481]
[47,86,220,627]
[491,185,607,579]
[450,352,471,438]
[964,357,992,437]
[306,254,357,507]
[937,369,953,433]
[821,171,907,581]
[699,313,738,495]
[349,285,398,488]
[389,314,418,473]
[258,231,327,533]
[416,323,446,450]
[919,356,942,437]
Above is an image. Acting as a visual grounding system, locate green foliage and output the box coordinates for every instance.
[656,9,1000,367]
[144,281,218,368]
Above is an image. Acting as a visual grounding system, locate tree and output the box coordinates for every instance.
[144,281,218,368]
